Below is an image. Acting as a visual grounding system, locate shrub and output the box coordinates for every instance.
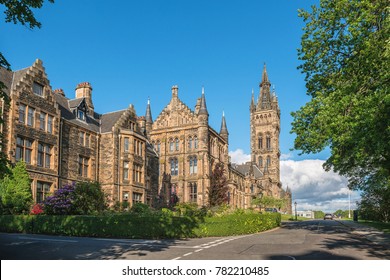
[43,182,107,215]
[0,161,33,214]
[30,204,44,215]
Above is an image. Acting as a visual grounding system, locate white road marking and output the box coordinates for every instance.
[18,237,78,243]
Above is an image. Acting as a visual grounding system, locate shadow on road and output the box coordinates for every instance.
[277,221,390,260]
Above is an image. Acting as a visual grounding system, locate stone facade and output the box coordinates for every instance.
[0,59,291,212]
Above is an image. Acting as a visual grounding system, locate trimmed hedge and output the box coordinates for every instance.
[0,212,281,239]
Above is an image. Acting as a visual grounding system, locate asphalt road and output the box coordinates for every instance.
[1,219,389,260]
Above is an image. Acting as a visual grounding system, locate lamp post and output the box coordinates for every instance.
[294,201,297,221]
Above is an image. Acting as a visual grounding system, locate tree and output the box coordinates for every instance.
[0,0,55,177]
[252,196,286,211]
[0,161,32,214]
[43,181,107,215]
[357,184,390,223]
[208,163,229,207]
[72,181,107,215]
[291,0,390,191]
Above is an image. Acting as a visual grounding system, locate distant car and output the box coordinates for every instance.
[324,213,333,220]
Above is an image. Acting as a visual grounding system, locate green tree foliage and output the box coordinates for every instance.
[43,181,107,215]
[72,181,107,215]
[358,184,390,223]
[252,196,287,211]
[314,211,325,219]
[0,0,55,177]
[292,0,390,191]
[208,163,229,207]
[0,161,32,214]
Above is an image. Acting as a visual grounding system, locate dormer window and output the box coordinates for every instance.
[33,82,44,97]
[77,109,86,121]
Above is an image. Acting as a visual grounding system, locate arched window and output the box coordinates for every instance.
[194,136,198,149]
[189,156,198,174]
[189,183,197,202]
[258,156,263,167]
[156,141,161,154]
[170,158,178,176]
[258,136,263,149]
[175,138,179,151]
[266,136,271,150]
[266,156,271,167]
[188,137,193,150]
[169,139,174,152]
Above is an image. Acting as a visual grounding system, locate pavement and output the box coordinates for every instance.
[336,220,390,246]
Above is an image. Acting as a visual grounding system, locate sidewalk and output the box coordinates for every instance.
[337,220,390,246]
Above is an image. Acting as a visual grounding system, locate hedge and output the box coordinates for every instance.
[0,212,281,239]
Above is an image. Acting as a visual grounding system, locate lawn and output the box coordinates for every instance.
[357,220,390,234]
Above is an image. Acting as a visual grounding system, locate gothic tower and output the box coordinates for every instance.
[250,64,281,197]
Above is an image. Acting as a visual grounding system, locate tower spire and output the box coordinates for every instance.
[198,86,208,116]
[145,97,153,124]
[258,63,272,109]
[220,111,229,142]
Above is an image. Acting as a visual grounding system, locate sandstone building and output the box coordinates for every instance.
[0,59,291,212]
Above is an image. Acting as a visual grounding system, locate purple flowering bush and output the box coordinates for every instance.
[43,183,76,215]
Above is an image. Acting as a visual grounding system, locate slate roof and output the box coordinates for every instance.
[53,92,100,133]
[100,110,127,133]
[231,162,263,179]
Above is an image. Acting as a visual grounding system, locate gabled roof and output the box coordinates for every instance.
[231,162,263,179]
[100,109,127,133]
[53,92,100,132]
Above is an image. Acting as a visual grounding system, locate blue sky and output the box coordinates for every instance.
[1,0,359,212]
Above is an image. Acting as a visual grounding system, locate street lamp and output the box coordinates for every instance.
[294,201,297,221]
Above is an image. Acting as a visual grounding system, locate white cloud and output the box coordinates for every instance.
[229,149,251,164]
[281,159,360,213]
[229,150,361,213]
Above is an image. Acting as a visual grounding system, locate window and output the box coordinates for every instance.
[85,133,90,148]
[132,192,142,205]
[133,164,142,183]
[194,136,198,149]
[27,107,35,127]
[123,161,129,180]
[19,104,26,123]
[124,137,129,152]
[36,181,51,203]
[16,136,32,164]
[266,136,271,150]
[258,136,263,149]
[169,139,174,152]
[189,137,193,150]
[175,138,179,151]
[33,82,43,96]
[189,183,197,203]
[189,156,198,174]
[156,141,161,154]
[77,110,85,121]
[47,115,53,134]
[79,131,85,146]
[37,143,51,168]
[39,112,46,130]
[258,156,263,167]
[266,156,271,167]
[78,156,89,177]
[170,158,178,176]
